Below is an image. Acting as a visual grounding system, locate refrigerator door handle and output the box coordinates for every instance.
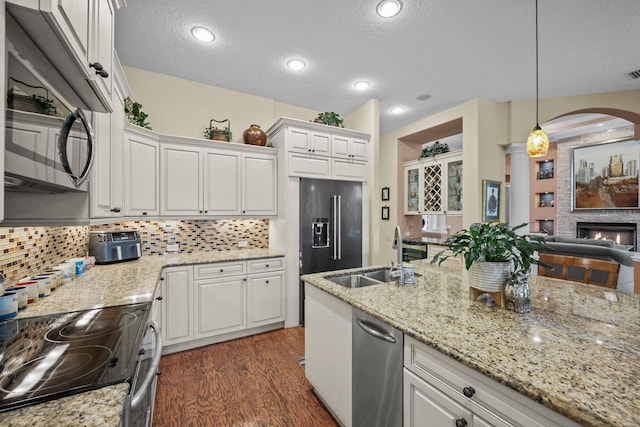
[337,195,342,260]
[332,195,338,261]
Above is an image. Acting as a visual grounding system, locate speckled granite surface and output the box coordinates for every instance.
[0,384,129,427]
[302,260,640,427]
[15,248,284,318]
[1,249,283,426]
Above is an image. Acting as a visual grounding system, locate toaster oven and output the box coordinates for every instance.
[89,230,142,264]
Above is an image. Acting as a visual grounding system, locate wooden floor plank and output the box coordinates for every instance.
[153,327,339,427]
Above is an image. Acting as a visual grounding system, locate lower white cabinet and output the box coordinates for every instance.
[157,258,284,353]
[403,336,580,427]
[304,283,352,427]
[159,266,193,347]
[196,276,246,337]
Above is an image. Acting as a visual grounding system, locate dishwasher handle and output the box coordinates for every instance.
[355,317,397,343]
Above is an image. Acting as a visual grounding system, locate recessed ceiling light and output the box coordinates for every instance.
[390,106,406,114]
[354,80,371,90]
[377,0,403,18]
[191,26,215,42]
[287,59,306,71]
[596,123,604,127]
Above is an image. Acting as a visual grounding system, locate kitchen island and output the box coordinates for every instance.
[302,259,639,427]
[0,249,284,426]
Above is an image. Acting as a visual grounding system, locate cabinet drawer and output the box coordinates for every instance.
[288,152,331,178]
[404,336,579,427]
[247,258,284,274]
[194,261,246,280]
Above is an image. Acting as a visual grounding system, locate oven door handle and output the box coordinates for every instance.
[131,322,162,411]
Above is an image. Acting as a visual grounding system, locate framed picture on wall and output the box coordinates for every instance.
[382,187,390,201]
[482,180,501,222]
[381,206,390,220]
[571,138,640,210]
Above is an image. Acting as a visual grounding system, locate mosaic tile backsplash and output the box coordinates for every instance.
[0,219,269,288]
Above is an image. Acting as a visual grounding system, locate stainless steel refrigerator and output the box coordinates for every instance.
[300,178,362,323]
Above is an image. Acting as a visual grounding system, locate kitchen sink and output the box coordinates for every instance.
[327,267,420,288]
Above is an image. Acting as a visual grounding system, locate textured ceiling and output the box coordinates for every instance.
[115,0,640,134]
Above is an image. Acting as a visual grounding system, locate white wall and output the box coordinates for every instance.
[122,66,318,140]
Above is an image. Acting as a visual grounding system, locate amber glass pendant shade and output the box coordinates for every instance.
[526,125,549,157]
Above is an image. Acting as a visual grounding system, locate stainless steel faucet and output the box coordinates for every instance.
[390,225,405,285]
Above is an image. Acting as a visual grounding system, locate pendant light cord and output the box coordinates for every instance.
[535,0,540,126]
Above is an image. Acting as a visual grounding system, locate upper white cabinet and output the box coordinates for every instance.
[160,140,277,217]
[124,125,160,217]
[404,151,463,215]
[7,0,115,112]
[266,117,370,182]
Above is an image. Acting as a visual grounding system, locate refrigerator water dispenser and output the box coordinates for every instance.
[312,218,329,248]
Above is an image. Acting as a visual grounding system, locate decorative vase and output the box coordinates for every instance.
[467,261,511,293]
[504,271,531,314]
[243,124,267,146]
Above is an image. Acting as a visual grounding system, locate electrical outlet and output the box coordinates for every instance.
[238,241,248,248]
[166,244,179,253]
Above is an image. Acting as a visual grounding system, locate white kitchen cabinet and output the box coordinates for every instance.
[124,125,160,217]
[266,117,370,182]
[196,276,246,338]
[403,152,463,215]
[242,153,277,215]
[160,266,194,347]
[304,283,352,427]
[287,127,331,156]
[160,141,277,217]
[403,336,580,427]
[161,258,285,354]
[331,135,368,161]
[90,85,124,218]
[160,143,202,216]
[7,0,114,111]
[247,272,284,327]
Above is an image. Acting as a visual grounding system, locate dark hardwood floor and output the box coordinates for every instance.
[153,327,339,427]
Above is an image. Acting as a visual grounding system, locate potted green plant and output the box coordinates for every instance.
[313,111,344,128]
[204,119,232,142]
[431,222,545,293]
[124,97,152,129]
[419,140,450,158]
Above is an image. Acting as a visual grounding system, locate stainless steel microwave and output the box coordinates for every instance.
[4,14,95,193]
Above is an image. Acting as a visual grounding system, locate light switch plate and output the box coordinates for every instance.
[238,241,248,248]
[166,244,179,252]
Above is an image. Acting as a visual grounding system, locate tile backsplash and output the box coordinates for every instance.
[93,219,269,254]
[0,219,269,288]
[0,226,90,288]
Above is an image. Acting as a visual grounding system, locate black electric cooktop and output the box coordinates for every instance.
[0,303,149,413]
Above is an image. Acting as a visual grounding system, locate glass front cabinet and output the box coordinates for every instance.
[403,152,463,215]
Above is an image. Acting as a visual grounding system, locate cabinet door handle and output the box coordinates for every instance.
[265,264,269,268]
[265,280,269,284]
[142,212,148,216]
[204,210,208,214]
[110,207,121,213]
[462,386,475,398]
[90,62,109,78]
[155,296,163,301]
[220,269,224,273]
[455,419,467,427]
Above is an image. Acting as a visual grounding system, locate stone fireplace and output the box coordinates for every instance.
[576,222,637,251]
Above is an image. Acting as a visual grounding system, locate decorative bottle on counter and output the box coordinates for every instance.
[504,271,531,314]
[243,124,267,146]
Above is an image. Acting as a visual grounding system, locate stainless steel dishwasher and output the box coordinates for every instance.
[352,308,403,427]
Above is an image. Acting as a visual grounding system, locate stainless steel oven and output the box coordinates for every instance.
[122,322,162,427]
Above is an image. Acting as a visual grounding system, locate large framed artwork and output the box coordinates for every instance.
[482,180,501,222]
[571,139,639,210]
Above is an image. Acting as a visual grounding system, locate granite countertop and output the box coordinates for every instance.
[301,260,640,427]
[0,248,284,426]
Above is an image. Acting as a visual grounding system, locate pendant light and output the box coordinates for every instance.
[526,0,549,157]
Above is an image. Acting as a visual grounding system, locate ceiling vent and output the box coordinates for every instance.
[624,69,640,80]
